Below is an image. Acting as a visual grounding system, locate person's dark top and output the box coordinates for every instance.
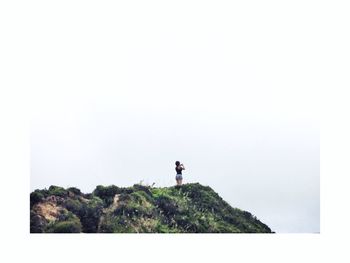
[175,166,183,174]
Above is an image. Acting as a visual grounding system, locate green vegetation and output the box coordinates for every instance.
[30,191,44,208]
[93,185,122,207]
[44,210,82,233]
[30,183,272,233]
[48,185,67,197]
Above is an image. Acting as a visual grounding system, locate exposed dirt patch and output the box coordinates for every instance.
[33,202,63,222]
[103,194,120,213]
[112,194,120,209]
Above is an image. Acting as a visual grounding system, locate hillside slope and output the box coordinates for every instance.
[30,183,272,233]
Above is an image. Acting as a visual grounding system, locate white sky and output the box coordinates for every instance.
[30,1,319,233]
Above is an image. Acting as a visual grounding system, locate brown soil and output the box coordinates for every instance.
[33,202,62,222]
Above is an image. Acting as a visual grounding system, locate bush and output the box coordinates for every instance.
[57,210,77,221]
[99,214,135,233]
[67,187,81,195]
[30,191,44,208]
[48,185,67,197]
[79,197,104,233]
[132,184,152,196]
[30,211,47,233]
[64,199,83,215]
[83,193,93,199]
[156,195,179,217]
[114,193,154,218]
[93,185,122,206]
[155,221,180,233]
[48,220,82,233]
[51,198,104,233]
[130,191,154,205]
[181,184,223,212]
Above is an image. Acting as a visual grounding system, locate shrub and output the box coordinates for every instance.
[67,187,81,195]
[155,221,180,233]
[45,210,82,233]
[114,192,154,218]
[62,197,104,232]
[48,185,67,197]
[64,199,83,215]
[48,220,82,233]
[30,191,44,208]
[30,211,47,233]
[130,191,154,205]
[93,185,122,206]
[99,214,135,233]
[156,195,179,217]
[79,197,104,233]
[132,184,152,196]
[84,193,93,199]
[57,210,77,221]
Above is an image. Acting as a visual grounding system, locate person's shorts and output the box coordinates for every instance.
[175,174,183,180]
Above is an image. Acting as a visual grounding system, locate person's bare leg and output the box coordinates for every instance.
[179,179,183,185]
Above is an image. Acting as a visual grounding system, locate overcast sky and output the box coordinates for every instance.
[30,2,319,233]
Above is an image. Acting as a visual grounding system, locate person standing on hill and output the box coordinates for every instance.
[175,161,185,186]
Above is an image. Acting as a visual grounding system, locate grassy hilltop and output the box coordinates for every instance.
[30,183,272,233]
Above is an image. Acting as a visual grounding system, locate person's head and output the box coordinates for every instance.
[175,161,180,166]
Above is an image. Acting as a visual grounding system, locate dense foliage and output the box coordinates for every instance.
[30,183,272,233]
